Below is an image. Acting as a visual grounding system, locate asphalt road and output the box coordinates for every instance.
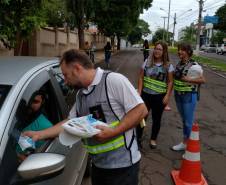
[199,51,226,62]
[82,48,226,185]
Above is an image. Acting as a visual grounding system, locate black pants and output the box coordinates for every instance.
[136,91,165,142]
[91,162,140,185]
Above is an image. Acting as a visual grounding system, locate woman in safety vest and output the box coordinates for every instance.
[171,43,205,151]
[137,41,174,149]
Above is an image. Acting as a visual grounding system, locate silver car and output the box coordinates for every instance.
[0,57,88,185]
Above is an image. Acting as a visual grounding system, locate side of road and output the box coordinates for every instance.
[91,49,120,64]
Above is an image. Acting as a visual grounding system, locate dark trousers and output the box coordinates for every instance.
[91,162,140,185]
[137,91,165,142]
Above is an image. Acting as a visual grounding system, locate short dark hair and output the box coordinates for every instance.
[178,43,193,57]
[60,49,94,69]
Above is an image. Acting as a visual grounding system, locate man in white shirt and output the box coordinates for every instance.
[25,49,148,185]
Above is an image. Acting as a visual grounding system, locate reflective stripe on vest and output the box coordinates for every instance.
[143,76,167,93]
[174,79,192,92]
[84,121,125,154]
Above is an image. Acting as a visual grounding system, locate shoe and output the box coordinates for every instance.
[164,105,171,111]
[149,140,157,149]
[149,143,157,149]
[171,142,186,151]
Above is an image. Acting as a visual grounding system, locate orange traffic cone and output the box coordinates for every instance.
[171,123,208,185]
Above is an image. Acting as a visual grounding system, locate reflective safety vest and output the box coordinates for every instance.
[174,79,192,92]
[83,121,125,154]
[143,76,167,93]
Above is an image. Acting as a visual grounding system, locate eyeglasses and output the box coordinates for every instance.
[154,48,163,51]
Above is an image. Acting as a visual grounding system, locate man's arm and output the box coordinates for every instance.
[95,103,147,142]
[23,119,68,141]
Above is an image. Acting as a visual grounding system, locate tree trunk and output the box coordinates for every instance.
[78,23,85,49]
[117,35,121,50]
[111,36,115,52]
[14,32,23,56]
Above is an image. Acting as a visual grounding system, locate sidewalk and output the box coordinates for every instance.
[93,49,119,64]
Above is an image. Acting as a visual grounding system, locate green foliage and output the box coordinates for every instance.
[65,0,95,29]
[180,26,196,45]
[93,0,152,38]
[0,0,45,50]
[128,19,151,44]
[215,4,226,32]
[43,0,67,27]
[210,30,226,44]
[152,28,172,44]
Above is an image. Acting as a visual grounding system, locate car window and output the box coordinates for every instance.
[0,74,64,185]
[51,66,77,109]
[0,85,11,110]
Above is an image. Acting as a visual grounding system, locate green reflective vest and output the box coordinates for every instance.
[143,76,167,93]
[84,121,125,154]
[174,79,192,92]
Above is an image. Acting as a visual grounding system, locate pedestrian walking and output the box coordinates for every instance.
[137,41,174,149]
[171,43,205,151]
[142,39,150,61]
[84,41,90,56]
[90,41,96,63]
[104,41,112,68]
[24,49,148,185]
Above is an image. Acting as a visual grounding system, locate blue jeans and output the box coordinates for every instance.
[174,92,197,139]
[105,51,111,64]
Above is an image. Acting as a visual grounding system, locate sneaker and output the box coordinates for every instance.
[149,140,157,149]
[164,105,171,111]
[171,142,186,151]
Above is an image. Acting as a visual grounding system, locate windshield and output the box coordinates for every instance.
[0,85,11,110]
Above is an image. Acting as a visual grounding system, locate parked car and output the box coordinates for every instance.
[204,44,216,53]
[200,45,207,51]
[0,57,88,185]
[216,43,226,55]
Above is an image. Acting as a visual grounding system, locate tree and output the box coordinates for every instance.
[152,28,170,44]
[0,0,46,55]
[180,25,196,45]
[215,4,226,33]
[65,0,95,49]
[93,0,153,50]
[43,0,67,28]
[211,30,226,44]
[128,19,151,44]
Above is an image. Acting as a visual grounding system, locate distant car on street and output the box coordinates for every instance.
[216,43,226,55]
[204,44,217,53]
[0,57,88,185]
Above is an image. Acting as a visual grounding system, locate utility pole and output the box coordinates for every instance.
[161,16,167,41]
[166,0,171,44]
[195,0,204,55]
[172,13,176,47]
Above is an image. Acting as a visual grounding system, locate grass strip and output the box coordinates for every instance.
[168,47,226,72]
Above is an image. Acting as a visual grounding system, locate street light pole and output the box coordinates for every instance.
[195,0,204,55]
[172,13,176,47]
[166,0,171,44]
[161,16,167,41]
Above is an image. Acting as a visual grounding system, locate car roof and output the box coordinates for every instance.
[0,56,59,85]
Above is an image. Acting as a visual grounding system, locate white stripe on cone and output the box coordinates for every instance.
[189,131,199,140]
[184,151,200,161]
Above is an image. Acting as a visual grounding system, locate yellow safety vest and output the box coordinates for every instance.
[84,121,125,154]
[174,79,192,92]
[143,76,167,93]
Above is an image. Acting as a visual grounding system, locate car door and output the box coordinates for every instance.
[0,66,87,185]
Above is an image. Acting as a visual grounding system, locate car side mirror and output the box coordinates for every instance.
[11,153,65,185]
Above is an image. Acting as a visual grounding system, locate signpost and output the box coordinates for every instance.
[203,16,219,24]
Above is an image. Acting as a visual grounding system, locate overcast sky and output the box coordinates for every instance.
[140,0,226,40]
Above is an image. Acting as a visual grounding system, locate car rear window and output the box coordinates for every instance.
[0,85,11,109]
